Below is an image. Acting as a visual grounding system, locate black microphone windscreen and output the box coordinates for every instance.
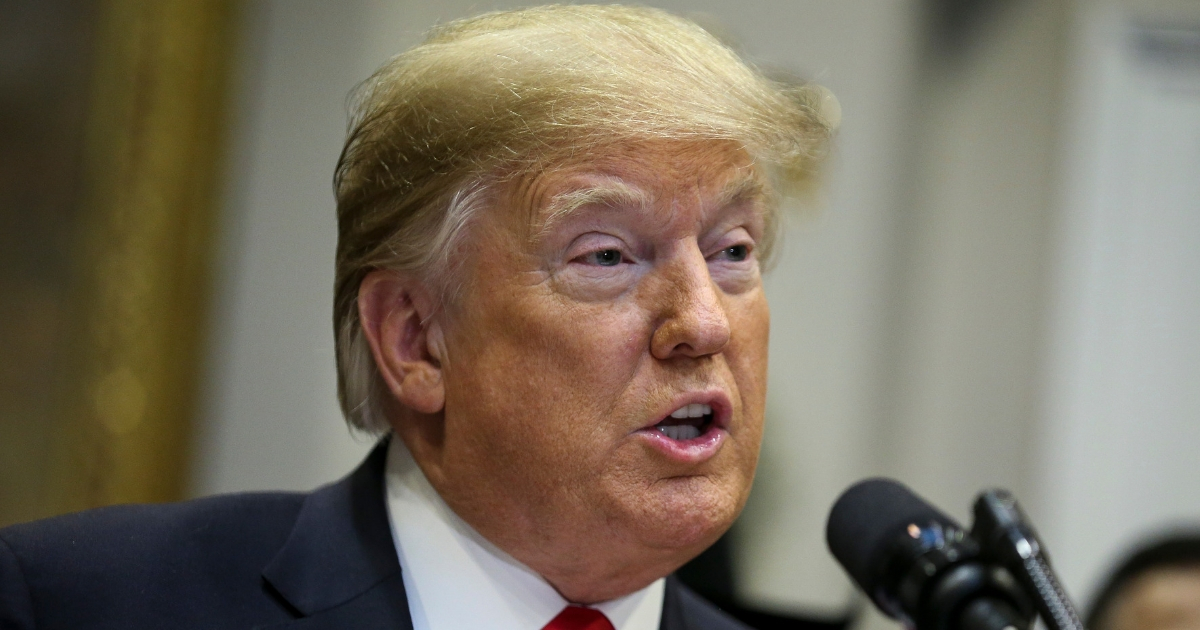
[825,478,956,594]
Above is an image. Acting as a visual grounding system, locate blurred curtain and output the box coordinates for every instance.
[0,0,239,526]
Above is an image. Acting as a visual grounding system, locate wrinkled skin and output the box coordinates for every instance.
[358,139,770,604]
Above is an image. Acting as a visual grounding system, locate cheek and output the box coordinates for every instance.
[730,293,770,416]
[438,298,654,525]
[724,292,769,478]
[443,292,650,458]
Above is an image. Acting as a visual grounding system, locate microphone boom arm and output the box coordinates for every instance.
[971,490,1086,630]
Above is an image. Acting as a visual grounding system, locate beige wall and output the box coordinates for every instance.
[190,0,377,496]
[880,0,1068,535]
[1036,0,1200,604]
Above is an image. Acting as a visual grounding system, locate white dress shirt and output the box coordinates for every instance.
[384,438,666,630]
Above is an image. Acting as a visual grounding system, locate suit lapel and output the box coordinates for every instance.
[659,576,689,630]
[258,439,413,629]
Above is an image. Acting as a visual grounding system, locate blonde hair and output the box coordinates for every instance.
[333,4,836,433]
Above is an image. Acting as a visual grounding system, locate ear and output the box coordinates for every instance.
[357,270,446,415]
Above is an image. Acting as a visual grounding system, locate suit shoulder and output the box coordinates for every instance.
[665,577,754,630]
[0,492,307,626]
[1,491,305,554]
[0,493,309,626]
[0,491,305,590]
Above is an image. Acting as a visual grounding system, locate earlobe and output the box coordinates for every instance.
[357,270,446,415]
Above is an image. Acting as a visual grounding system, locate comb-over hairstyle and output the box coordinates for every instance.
[333,4,837,433]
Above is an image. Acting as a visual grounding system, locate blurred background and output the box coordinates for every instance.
[1,0,1198,628]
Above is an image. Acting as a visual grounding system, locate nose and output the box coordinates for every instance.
[649,250,732,360]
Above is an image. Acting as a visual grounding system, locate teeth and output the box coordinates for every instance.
[658,424,702,441]
[670,403,712,419]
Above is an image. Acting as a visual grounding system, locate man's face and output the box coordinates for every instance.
[419,140,769,602]
[1104,567,1200,630]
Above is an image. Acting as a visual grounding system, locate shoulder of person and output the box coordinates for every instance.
[0,491,305,627]
[1,491,306,563]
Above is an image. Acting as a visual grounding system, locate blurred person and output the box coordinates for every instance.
[0,5,834,629]
[1086,533,1200,630]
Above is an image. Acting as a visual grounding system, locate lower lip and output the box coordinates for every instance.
[636,424,727,463]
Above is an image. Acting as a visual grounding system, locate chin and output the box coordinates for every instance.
[626,474,744,554]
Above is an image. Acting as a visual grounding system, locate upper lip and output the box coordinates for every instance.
[638,390,732,432]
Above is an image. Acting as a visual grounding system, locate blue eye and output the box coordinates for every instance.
[586,249,623,266]
[723,245,750,261]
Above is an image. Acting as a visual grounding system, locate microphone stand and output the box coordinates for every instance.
[971,490,1086,630]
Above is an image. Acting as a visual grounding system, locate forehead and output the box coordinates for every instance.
[505,140,767,232]
[1110,567,1200,630]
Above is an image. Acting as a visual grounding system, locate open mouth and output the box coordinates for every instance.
[652,403,715,442]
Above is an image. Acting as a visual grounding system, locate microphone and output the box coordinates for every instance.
[826,479,1033,630]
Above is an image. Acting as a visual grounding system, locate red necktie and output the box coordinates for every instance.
[541,605,616,630]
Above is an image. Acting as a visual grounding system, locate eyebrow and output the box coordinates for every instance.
[535,172,768,238]
[714,175,767,211]
[536,177,651,237]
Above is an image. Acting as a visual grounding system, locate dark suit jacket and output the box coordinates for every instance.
[0,441,750,630]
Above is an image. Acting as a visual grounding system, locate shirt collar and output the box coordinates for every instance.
[383,437,665,630]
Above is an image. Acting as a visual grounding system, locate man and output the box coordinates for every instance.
[1086,533,1200,630]
[0,5,833,628]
